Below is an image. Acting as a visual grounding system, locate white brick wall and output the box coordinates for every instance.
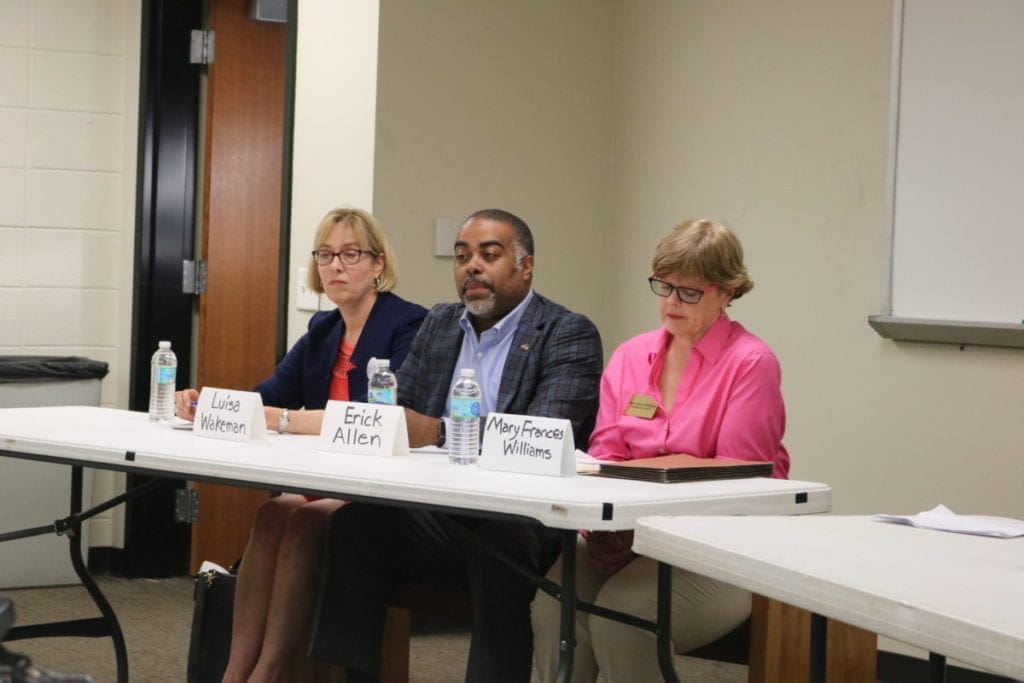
[0,0,136,410]
[0,0,141,549]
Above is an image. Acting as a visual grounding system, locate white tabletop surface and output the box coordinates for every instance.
[0,406,830,530]
[633,515,1024,680]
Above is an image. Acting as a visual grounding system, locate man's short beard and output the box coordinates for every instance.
[463,291,497,317]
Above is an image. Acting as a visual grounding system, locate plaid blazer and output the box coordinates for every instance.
[396,292,603,447]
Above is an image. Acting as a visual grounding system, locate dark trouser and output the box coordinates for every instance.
[309,503,544,683]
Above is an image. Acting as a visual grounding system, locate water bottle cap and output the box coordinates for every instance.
[377,359,390,370]
[158,340,171,349]
[460,368,475,378]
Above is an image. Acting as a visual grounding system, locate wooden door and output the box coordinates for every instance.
[190,0,286,572]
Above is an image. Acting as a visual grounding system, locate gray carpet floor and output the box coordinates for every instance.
[2,576,746,682]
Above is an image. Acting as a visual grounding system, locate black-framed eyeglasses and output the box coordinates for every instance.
[648,277,716,304]
[311,249,376,267]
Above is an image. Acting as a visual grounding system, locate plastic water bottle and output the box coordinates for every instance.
[367,358,397,405]
[148,340,177,423]
[448,368,482,465]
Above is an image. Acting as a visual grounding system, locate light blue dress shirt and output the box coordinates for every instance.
[443,289,535,421]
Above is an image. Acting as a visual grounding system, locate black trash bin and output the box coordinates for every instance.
[0,356,109,589]
[0,356,109,407]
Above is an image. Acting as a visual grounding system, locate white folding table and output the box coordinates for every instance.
[634,515,1024,682]
[0,406,832,682]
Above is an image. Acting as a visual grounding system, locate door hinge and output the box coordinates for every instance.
[174,488,200,524]
[183,259,208,294]
[190,29,215,65]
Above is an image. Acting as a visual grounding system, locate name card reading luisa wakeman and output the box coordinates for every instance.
[194,387,267,442]
[479,413,575,476]
[319,400,409,456]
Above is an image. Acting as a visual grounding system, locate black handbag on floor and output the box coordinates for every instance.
[186,562,238,683]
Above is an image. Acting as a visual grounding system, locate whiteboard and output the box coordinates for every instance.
[890,0,1024,325]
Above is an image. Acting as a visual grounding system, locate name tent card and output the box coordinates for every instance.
[479,413,575,476]
[319,400,409,456]
[194,387,266,442]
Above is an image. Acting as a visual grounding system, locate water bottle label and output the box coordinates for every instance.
[158,366,176,384]
[450,396,480,419]
[367,387,395,405]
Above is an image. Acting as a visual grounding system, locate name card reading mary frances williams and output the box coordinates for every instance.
[480,412,575,476]
[485,413,565,459]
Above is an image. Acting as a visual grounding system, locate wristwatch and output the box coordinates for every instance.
[436,419,446,447]
[277,408,290,434]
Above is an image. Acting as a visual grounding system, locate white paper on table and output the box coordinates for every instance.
[872,504,1024,538]
[410,445,448,455]
[575,449,601,474]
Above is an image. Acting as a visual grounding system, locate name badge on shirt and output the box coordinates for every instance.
[318,400,409,456]
[194,387,267,442]
[624,393,658,419]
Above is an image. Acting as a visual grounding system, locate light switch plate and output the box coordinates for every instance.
[296,267,320,311]
[434,217,462,256]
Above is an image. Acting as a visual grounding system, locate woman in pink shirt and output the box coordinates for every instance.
[532,219,789,682]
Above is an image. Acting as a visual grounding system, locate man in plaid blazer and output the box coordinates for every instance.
[311,209,603,682]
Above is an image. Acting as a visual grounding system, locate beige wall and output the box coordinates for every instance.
[605,0,1024,520]
[372,0,617,337]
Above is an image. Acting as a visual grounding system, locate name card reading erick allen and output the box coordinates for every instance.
[194,387,267,442]
[479,413,575,476]
[319,400,409,456]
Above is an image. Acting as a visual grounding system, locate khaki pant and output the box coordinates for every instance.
[531,537,750,683]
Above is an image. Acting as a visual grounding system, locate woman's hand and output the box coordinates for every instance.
[174,389,200,421]
[585,530,636,577]
[262,408,325,436]
[265,406,287,432]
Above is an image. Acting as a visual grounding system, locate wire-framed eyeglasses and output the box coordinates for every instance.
[648,277,716,304]
[311,249,376,267]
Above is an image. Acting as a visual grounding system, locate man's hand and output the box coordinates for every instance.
[585,530,636,577]
[404,408,442,448]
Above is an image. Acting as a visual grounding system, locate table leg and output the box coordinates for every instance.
[656,562,681,683]
[556,529,577,683]
[809,613,827,683]
[929,652,947,683]
[2,467,166,683]
[68,466,129,683]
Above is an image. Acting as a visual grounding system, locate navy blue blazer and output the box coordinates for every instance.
[255,292,427,409]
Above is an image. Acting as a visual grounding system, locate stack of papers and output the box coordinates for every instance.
[873,504,1024,538]
[593,453,773,483]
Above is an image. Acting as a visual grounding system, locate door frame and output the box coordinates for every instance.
[112,0,203,578]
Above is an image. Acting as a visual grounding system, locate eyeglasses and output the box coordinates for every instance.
[311,249,376,267]
[648,277,716,304]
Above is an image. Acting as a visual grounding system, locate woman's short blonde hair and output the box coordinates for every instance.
[651,219,753,300]
[306,207,398,293]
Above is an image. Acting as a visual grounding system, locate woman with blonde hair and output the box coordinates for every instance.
[176,207,426,682]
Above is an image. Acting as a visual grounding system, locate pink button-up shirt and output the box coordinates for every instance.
[588,314,790,478]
